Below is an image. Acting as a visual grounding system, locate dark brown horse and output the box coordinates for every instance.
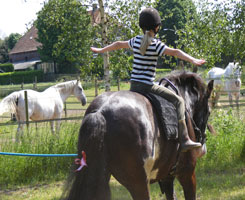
[62,72,214,200]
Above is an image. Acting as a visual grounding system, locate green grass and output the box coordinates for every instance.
[0,122,80,189]
[1,170,244,200]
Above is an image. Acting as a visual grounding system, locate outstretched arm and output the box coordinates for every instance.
[91,41,130,53]
[164,47,206,66]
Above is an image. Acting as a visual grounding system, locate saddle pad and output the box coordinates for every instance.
[143,93,178,140]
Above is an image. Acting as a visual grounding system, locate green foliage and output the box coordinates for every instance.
[6,33,22,50]
[0,63,14,72]
[0,39,9,63]
[0,70,44,85]
[198,109,245,170]
[175,0,245,68]
[157,0,196,47]
[0,33,22,64]
[36,0,94,72]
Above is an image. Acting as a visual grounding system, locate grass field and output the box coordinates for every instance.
[1,169,244,200]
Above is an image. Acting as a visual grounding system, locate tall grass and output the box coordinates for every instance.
[0,122,80,189]
[197,109,245,171]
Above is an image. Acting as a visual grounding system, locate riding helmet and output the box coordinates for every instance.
[139,7,161,31]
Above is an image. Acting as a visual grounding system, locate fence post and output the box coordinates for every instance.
[117,77,120,91]
[24,91,29,129]
[64,101,67,119]
[33,76,37,90]
[95,78,98,96]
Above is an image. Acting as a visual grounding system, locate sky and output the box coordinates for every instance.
[0,0,45,39]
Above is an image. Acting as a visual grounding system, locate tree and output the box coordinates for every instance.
[7,33,22,50]
[0,39,8,63]
[174,0,245,69]
[156,0,196,48]
[173,0,229,68]
[36,0,94,73]
[0,33,22,63]
[229,0,245,62]
[98,0,110,91]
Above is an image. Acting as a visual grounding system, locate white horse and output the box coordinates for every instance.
[207,62,242,109]
[0,80,86,138]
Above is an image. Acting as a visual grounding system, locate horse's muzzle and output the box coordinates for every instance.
[81,97,87,106]
[235,80,241,87]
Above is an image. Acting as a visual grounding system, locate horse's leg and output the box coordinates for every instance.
[15,112,24,142]
[50,121,55,134]
[177,171,196,200]
[228,93,233,108]
[235,93,240,111]
[158,176,178,200]
[124,180,150,200]
[16,122,24,142]
[55,119,61,133]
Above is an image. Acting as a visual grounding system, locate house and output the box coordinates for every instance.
[9,26,42,71]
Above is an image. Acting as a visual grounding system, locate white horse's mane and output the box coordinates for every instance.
[51,80,77,93]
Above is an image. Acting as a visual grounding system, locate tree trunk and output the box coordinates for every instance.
[98,0,110,91]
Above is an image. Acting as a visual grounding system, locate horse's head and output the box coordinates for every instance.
[167,72,213,145]
[73,80,87,106]
[234,63,242,78]
[225,62,242,78]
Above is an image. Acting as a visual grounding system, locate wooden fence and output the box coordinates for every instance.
[0,80,244,127]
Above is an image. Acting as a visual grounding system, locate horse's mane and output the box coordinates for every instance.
[166,71,206,98]
[51,80,77,92]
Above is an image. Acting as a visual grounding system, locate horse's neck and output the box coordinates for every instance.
[59,87,74,102]
[224,64,234,76]
[54,83,75,102]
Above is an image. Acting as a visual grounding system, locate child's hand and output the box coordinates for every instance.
[91,47,103,53]
[192,59,206,66]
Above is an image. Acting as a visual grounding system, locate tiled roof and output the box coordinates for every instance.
[9,26,41,55]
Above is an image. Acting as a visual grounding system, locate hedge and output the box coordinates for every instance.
[0,63,14,72]
[0,70,44,85]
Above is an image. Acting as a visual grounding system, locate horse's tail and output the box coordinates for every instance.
[62,111,111,200]
[0,92,20,115]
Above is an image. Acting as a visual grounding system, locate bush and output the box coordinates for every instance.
[0,63,14,72]
[197,109,245,170]
[0,70,44,85]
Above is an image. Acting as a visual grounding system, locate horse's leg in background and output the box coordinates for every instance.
[50,121,55,134]
[228,92,233,108]
[16,121,24,142]
[235,92,240,111]
[53,111,62,133]
[158,175,178,200]
[55,119,62,133]
[15,111,25,142]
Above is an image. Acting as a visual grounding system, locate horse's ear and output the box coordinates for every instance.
[206,80,214,98]
[76,77,80,85]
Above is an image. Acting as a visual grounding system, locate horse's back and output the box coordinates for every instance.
[208,67,225,78]
[83,91,178,183]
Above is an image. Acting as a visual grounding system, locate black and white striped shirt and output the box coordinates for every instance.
[128,35,166,85]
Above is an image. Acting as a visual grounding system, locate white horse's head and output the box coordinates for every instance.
[224,62,242,78]
[73,80,87,106]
